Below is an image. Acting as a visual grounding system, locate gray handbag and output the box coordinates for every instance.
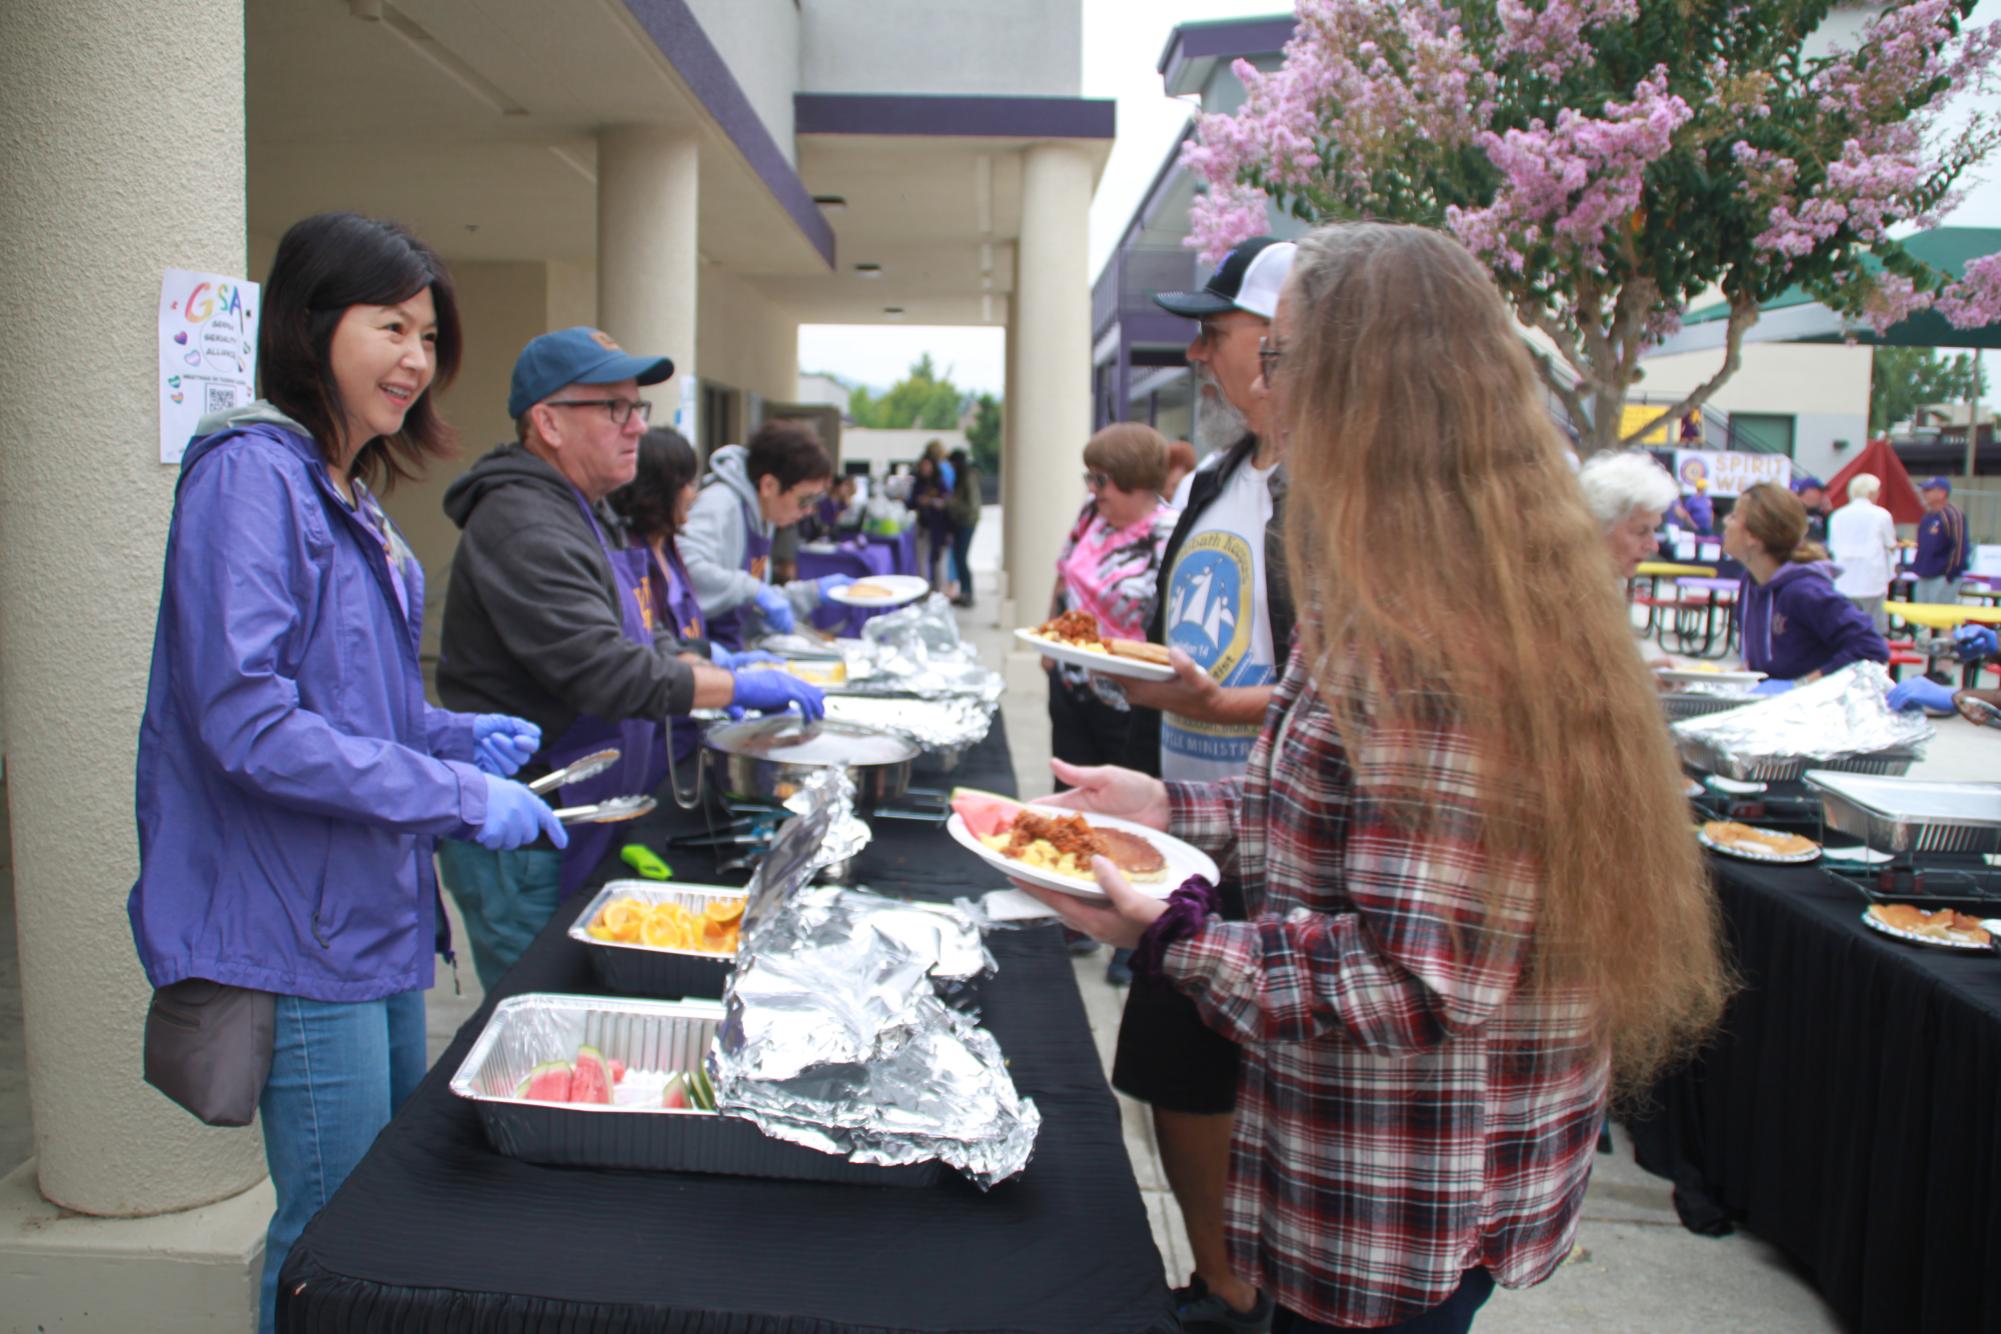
[142,978,276,1127]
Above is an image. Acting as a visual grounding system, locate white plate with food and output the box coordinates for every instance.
[946,791,1216,899]
[1015,629,1177,682]
[1697,820,1821,864]
[1862,903,1994,951]
[826,574,931,608]
[1657,667,1767,687]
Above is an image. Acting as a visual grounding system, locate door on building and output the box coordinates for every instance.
[1729,412,1796,458]
[700,382,742,460]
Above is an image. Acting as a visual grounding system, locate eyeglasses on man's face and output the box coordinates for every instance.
[1257,337,1287,381]
[545,397,653,427]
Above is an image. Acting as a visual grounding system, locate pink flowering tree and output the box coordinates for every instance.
[1183,0,2001,451]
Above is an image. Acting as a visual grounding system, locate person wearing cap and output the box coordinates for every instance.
[434,327,824,989]
[1913,475,1969,604]
[1791,475,1831,545]
[679,419,852,648]
[1091,235,1299,1334]
[1668,476,1712,535]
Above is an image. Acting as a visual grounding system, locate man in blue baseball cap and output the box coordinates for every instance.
[1912,475,1969,604]
[1790,474,1830,545]
[433,327,823,988]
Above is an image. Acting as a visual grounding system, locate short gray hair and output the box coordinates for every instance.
[1577,451,1680,530]
[1848,472,1881,501]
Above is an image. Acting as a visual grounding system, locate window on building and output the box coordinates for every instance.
[1729,412,1796,457]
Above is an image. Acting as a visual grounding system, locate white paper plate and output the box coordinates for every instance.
[826,574,930,608]
[1704,775,1768,796]
[1697,826,1821,864]
[1822,845,1895,866]
[946,805,1217,900]
[1658,667,1767,686]
[1861,908,1994,951]
[1683,779,1705,799]
[1013,628,1176,681]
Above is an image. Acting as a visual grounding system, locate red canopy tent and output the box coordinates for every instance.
[1826,437,1925,524]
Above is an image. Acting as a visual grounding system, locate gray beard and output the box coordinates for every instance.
[1192,372,1251,452]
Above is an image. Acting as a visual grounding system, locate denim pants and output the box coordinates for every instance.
[435,839,564,992]
[258,990,426,1334]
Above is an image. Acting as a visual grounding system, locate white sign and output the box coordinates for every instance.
[159,268,259,465]
[1673,449,1790,498]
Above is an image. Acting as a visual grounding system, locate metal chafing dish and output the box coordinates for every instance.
[1803,772,2001,856]
[1661,690,1761,723]
[704,716,919,807]
[1674,736,1920,783]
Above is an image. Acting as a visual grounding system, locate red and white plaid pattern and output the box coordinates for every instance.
[1163,649,1608,1327]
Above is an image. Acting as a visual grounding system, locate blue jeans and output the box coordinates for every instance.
[258,990,426,1334]
[435,839,563,992]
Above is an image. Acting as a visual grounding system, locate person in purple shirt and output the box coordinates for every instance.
[1912,475,1969,604]
[1724,482,1888,686]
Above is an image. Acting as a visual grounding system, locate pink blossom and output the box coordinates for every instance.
[1937,253,2001,328]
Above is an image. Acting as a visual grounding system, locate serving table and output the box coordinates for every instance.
[278,723,1177,1334]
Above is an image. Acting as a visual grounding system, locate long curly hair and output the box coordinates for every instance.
[1276,222,1730,1092]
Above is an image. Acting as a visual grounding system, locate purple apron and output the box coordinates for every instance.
[548,490,663,897]
[646,541,708,774]
[703,493,772,650]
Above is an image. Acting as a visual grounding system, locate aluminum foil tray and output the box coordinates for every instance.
[568,881,745,1000]
[1662,692,1759,722]
[1674,732,1919,783]
[1803,772,2001,855]
[450,993,942,1186]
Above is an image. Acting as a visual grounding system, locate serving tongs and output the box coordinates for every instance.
[526,748,621,796]
[552,795,657,825]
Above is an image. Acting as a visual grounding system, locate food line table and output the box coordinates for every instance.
[1628,854,2001,1333]
[278,724,1178,1333]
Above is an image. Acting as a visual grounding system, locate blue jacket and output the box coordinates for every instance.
[1738,562,1889,682]
[129,407,489,1002]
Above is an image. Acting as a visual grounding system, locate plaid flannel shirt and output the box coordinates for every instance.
[1163,648,1608,1327]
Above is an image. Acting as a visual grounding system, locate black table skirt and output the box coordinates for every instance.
[279,723,1177,1334]
[1629,857,2001,1333]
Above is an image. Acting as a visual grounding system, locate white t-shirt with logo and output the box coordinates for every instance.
[1160,458,1277,781]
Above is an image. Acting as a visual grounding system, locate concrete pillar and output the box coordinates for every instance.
[1005,142,1094,636]
[0,0,267,1219]
[598,128,699,409]
[999,290,1022,627]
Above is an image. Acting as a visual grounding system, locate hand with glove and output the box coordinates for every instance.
[711,646,784,670]
[473,714,541,776]
[1886,676,1958,714]
[730,667,826,721]
[813,574,855,598]
[751,584,795,635]
[1749,678,1796,697]
[475,775,569,851]
[1953,624,1998,662]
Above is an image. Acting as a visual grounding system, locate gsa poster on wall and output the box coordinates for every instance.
[1672,449,1790,498]
[159,268,259,465]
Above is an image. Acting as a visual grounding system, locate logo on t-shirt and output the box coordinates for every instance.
[1165,532,1255,680]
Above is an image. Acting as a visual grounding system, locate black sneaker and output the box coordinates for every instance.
[1063,927,1101,956]
[1105,948,1134,986]
[1176,1280,1273,1334]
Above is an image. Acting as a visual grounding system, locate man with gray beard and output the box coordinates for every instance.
[1087,236,1296,1334]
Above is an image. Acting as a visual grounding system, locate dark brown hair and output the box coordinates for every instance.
[258,212,461,490]
[1733,482,1823,563]
[1083,422,1170,494]
[746,420,834,490]
[609,427,700,542]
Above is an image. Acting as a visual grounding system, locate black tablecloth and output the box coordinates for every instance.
[1629,857,2001,1332]
[279,723,1177,1333]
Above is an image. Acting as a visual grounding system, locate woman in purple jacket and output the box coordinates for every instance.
[127,214,564,1334]
[1724,482,1889,685]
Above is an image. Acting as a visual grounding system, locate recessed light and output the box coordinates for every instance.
[882,306,905,317]
[853,263,882,278]
[813,195,849,213]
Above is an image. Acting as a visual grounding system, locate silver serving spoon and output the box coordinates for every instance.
[527,748,622,796]
[552,795,657,825]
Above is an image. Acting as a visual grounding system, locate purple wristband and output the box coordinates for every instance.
[1131,876,1221,983]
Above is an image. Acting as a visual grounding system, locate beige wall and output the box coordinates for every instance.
[1638,341,1873,480]
[800,0,1081,96]
[685,0,800,166]
[699,264,799,404]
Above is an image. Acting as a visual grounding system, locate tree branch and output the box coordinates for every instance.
[1618,295,1762,446]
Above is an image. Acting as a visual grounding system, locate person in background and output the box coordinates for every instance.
[1578,451,1677,580]
[1164,439,1198,505]
[1827,472,1899,631]
[1668,476,1712,535]
[800,472,858,542]
[1912,475,1969,605]
[1725,482,1888,690]
[926,436,956,492]
[946,446,983,607]
[1792,475,1832,546]
[907,453,954,592]
[680,420,852,646]
[128,213,566,1334]
[1022,221,1729,1334]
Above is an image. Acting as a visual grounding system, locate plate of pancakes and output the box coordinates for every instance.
[826,574,931,608]
[947,797,1217,900]
[1697,820,1821,864]
[1862,903,1995,951]
[1015,611,1177,682]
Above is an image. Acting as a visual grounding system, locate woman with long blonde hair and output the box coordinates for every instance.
[1022,222,1729,1332]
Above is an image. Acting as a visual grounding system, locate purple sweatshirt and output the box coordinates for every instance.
[1738,563,1889,681]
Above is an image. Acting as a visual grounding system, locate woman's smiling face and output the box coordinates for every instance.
[328,287,437,458]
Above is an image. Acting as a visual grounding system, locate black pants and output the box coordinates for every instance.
[1273,1270,1495,1333]
[1047,673,1133,778]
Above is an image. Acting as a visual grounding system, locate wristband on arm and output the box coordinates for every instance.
[1131,876,1222,983]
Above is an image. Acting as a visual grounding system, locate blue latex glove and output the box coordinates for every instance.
[476,775,568,851]
[1887,676,1957,713]
[814,574,855,596]
[752,584,795,634]
[711,647,783,670]
[730,668,826,721]
[1953,624,1998,661]
[472,714,541,776]
[1749,678,1796,696]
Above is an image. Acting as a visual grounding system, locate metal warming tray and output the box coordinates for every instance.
[568,881,745,999]
[1802,772,2001,855]
[1661,691,1760,722]
[1673,732,1920,783]
[449,993,941,1186]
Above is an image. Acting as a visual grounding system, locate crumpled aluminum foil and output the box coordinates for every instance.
[835,595,1006,706]
[715,769,1037,1187]
[1671,661,1933,762]
[822,693,993,752]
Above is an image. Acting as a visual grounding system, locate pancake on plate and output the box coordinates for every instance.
[1106,640,1171,666]
[846,580,898,600]
[1701,820,1817,859]
[1868,903,1991,947]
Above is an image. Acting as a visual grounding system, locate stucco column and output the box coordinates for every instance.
[1006,142,1094,632]
[598,128,699,409]
[999,294,1023,626]
[0,0,267,1215]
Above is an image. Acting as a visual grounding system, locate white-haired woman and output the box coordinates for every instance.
[1577,451,1679,579]
[1828,473,1899,630]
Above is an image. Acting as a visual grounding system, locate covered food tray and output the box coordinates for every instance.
[1802,772,2001,855]
[449,993,941,1185]
[568,881,745,999]
[1673,732,1918,783]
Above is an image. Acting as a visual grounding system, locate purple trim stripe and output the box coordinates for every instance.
[619,0,835,269]
[795,94,1115,140]
[1157,16,1297,85]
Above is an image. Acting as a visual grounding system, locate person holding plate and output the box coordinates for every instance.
[1019,222,1728,1333]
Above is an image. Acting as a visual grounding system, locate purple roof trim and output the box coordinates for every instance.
[795,94,1115,140]
[620,0,835,269]
[1157,16,1297,85]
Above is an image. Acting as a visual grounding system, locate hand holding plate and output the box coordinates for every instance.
[1115,648,1220,714]
[1039,759,1170,830]
[1014,856,1167,950]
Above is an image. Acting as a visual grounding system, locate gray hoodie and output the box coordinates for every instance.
[679,444,823,630]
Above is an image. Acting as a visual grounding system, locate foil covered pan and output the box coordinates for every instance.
[821,694,993,753]
[568,880,746,999]
[1803,772,2001,855]
[449,992,941,1185]
[1671,662,1931,781]
[1661,690,1760,722]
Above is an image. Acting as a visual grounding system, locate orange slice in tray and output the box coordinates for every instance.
[600,899,643,941]
[705,897,745,924]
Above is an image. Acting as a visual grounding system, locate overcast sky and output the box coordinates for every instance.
[797,0,2001,398]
